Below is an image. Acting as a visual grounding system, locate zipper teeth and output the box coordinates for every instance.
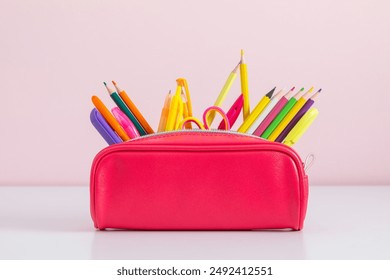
[128,129,265,142]
[119,131,307,169]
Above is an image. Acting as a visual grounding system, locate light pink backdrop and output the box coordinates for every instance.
[1,0,389,185]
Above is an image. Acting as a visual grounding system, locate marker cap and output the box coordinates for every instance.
[283,108,319,146]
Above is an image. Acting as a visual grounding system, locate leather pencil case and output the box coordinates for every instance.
[90,130,309,231]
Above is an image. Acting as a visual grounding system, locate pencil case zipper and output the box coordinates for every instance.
[97,130,308,170]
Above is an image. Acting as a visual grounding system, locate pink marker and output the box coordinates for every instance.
[111,107,140,139]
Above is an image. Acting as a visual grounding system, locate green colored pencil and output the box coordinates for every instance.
[104,82,147,136]
[261,87,305,139]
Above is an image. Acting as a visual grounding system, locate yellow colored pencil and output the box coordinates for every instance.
[238,87,275,132]
[268,87,314,141]
[157,90,171,132]
[207,62,240,125]
[240,49,250,120]
[165,85,181,131]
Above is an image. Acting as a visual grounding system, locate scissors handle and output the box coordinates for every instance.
[203,106,231,130]
[179,117,206,130]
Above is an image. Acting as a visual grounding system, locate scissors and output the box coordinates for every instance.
[178,106,231,130]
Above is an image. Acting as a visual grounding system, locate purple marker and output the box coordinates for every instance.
[90,108,122,145]
[276,89,322,143]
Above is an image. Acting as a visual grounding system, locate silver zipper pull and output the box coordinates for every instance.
[303,153,315,172]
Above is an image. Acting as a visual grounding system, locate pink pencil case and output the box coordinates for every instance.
[90,131,309,231]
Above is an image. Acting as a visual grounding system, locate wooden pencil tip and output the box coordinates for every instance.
[103,82,107,86]
[240,50,245,64]
[318,88,322,93]
[233,61,241,72]
[112,80,117,86]
[290,86,295,91]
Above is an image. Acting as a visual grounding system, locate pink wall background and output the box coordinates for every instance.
[1,0,389,185]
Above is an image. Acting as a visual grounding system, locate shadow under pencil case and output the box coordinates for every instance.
[90,130,309,231]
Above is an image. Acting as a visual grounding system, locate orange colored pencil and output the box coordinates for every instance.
[112,81,154,134]
[91,95,130,141]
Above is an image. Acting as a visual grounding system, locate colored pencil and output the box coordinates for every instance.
[165,85,181,131]
[91,95,129,141]
[104,82,146,136]
[246,88,285,134]
[238,87,275,132]
[207,62,240,125]
[261,87,304,139]
[240,50,250,120]
[112,81,154,134]
[276,89,322,142]
[268,87,314,141]
[253,87,295,136]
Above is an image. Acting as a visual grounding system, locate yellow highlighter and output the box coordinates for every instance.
[238,87,275,133]
[176,78,192,128]
[165,85,182,131]
[175,97,184,130]
[181,89,189,119]
[176,78,192,117]
[268,87,314,141]
[180,88,192,129]
[283,108,319,146]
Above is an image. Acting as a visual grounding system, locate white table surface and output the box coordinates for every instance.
[0,186,389,260]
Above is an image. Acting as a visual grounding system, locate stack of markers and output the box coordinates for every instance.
[90,50,322,147]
